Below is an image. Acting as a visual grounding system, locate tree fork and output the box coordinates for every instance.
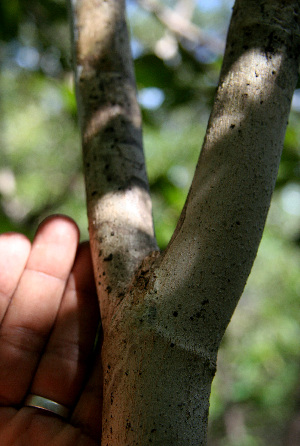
[69,0,300,444]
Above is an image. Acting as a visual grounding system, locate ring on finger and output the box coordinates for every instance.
[24,394,70,419]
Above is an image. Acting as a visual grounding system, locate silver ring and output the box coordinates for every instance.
[24,394,70,419]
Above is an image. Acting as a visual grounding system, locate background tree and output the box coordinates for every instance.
[1,0,300,444]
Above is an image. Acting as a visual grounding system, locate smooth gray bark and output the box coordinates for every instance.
[68,0,158,328]
[69,0,300,444]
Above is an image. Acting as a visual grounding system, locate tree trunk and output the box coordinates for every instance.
[68,0,300,444]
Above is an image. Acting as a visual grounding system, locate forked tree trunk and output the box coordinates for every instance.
[68,0,300,444]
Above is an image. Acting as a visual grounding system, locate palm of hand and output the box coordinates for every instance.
[0,217,102,445]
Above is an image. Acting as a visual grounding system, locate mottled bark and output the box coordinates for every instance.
[69,0,300,444]
[68,0,158,328]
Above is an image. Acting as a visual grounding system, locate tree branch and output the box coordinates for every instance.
[138,0,225,55]
[154,0,300,350]
[68,0,158,325]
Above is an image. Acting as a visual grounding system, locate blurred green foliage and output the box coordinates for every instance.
[0,1,299,445]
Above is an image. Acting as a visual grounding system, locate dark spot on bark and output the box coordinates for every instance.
[108,364,111,369]
[204,358,217,377]
[170,343,175,348]
[265,32,277,56]
[151,429,156,433]
[104,253,113,261]
[91,191,97,196]
[106,285,112,294]
[202,299,209,305]
[173,311,178,317]
[111,231,114,236]
[230,124,235,129]
[260,100,264,104]
[236,221,241,225]
[147,306,157,322]
[272,70,276,75]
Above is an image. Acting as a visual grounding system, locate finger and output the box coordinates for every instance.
[0,406,99,446]
[29,242,100,409]
[0,215,79,405]
[71,337,103,441]
[0,233,31,322]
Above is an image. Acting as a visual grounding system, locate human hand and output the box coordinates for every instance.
[0,216,102,445]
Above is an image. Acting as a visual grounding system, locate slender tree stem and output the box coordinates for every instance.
[69,0,158,327]
[156,0,300,350]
